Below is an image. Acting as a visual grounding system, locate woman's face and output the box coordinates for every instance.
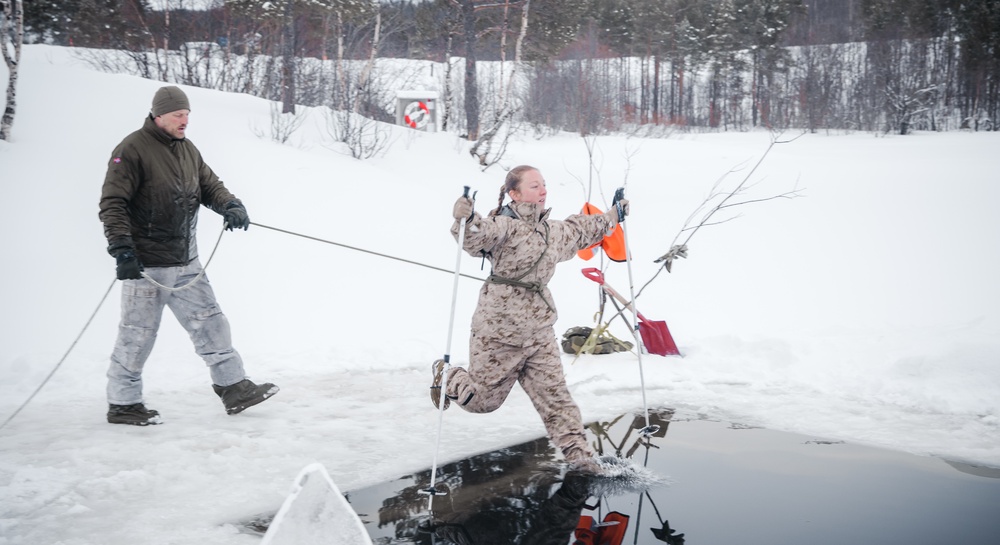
[510,169,547,208]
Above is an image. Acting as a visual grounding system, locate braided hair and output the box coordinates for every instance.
[490,165,539,216]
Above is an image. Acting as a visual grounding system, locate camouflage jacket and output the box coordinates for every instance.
[452,201,618,347]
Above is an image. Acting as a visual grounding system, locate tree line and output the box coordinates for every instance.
[15,0,1000,147]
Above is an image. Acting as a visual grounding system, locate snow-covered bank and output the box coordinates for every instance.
[1,45,998,545]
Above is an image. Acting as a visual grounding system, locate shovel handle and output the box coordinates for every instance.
[581,267,605,285]
[582,268,647,322]
[602,285,647,322]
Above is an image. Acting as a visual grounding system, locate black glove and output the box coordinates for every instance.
[223,200,250,231]
[115,250,144,280]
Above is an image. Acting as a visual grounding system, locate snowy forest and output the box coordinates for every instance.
[12,0,1000,144]
[3,2,1000,543]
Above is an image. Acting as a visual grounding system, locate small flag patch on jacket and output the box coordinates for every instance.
[113,157,122,164]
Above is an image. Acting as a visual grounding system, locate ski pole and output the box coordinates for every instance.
[615,187,660,438]
[422,186,473,509]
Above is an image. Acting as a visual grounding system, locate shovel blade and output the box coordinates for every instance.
[639,319,681,356]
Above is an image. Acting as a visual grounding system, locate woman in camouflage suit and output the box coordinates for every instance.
[434,165,627,470]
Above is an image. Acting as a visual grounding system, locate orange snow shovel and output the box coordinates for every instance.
[582,267,680,357]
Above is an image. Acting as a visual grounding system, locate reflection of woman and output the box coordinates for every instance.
[431,471,591,545]
[433,165,627,471]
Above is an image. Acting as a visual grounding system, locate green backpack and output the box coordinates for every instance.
[561,326,633,355]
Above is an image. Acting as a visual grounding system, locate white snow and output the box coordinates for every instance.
[1,45,998,545]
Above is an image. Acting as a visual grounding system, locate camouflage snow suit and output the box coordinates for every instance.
[447,200,620,463]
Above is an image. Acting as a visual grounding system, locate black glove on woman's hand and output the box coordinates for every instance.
[115,250,144,280]
[223,200,250,231]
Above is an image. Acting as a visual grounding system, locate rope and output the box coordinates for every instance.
[0,278,117,431]
[2,210,655,437]
[0,224,226,429]
[140,222,228,292]
[1,218,488,429]
[251,221,486,283]
[1,223,231,429]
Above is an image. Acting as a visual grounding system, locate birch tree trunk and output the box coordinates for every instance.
[354,1,381,115]
[281,0,296,114]
[335,10,347,109]
[505,0,529,114]
[460,0,479,140]
[441,34,454,131]
[496,0,510,116]
[1,0,23,141]
[491,0,528,124]
[469,0,529,166]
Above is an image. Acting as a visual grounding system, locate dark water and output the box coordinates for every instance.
[245,409,1000,544]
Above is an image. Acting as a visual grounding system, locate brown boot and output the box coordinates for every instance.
[429,360,451,410]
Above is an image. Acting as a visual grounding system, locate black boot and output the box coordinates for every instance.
[107,403,162,426]
[213,379,279,415]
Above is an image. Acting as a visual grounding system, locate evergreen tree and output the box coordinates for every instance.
[732,0,804,126]
[954,0,1000,128]
[22,0,72,44]
[518,0,586,61]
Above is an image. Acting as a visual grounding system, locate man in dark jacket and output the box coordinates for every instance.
[98,85,278,426]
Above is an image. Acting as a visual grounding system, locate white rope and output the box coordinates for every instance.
[2,216,480,430]
[251,221,485,282]
[0,278,117,431]
[140,222,228,292]
[0,221,231,429]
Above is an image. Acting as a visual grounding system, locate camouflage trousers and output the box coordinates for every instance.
[446,328,594,463]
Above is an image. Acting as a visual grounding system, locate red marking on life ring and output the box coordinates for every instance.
[403,101,430,129]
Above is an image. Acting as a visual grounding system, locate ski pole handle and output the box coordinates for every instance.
[458,186,477,220]
[613,187,626,222]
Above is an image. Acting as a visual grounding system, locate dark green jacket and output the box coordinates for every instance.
[99,115,238,267]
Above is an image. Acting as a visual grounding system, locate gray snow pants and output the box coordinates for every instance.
[106,259,246,405]
[446,328,595,463]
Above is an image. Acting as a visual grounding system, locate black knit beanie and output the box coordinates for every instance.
[151,86,191,117]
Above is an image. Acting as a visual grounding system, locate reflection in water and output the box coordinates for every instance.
[377,438,568,544]
[587,410,672,459]
[242,408,1000,544]
[650,517,686,545]
[366,409,677,544]
[589,410,685,544]
[422,471,592,545]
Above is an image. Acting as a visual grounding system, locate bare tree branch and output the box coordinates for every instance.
[634,130,805,297]
[468,0,529,168]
